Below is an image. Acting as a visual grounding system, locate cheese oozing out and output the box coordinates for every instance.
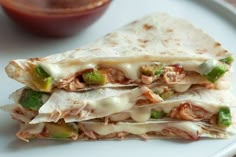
[40,60,203,82]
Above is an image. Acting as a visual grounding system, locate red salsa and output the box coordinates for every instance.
[1,0,111,37]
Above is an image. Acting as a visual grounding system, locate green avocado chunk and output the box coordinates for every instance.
[34,65,53,92]
[82,70,107,85]
[159,90,174,100]
[140,64,164,77]
[45,121,78,139]
[203,65,227,83]
[220,56,234,65]
[199,60,228,83]
[35,65,50,78]
[19,89,49,111]
[218,107,232,127]
[150,110,166,119]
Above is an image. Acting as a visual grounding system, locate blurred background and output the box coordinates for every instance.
[225,0,236,6]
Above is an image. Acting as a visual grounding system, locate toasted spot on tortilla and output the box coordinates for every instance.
[137,39,149,43]
[195,48,208,54]
[214,42,221,47]
[166,29,173,32]
[143,24,154,30]
[216,50,228,56]
[28,58,44,62]
[140,44,146,48]
[160,52,168,55]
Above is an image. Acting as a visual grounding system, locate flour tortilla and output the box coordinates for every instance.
[16,120,236,142]
[3,86,234,124]
[5,13,232,91]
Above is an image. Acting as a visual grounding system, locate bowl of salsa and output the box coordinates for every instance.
[1,0,111,37]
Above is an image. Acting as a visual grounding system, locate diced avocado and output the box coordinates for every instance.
[203,65,227,83]
[33,65,53,92]
[140,64,164,77]
[82,70,107,85]
[159,90,174,100]
[220,56,234,65]
[152,86,174,100]
[152,87,165,95]
[35,65,50,78]
[150,110,166,119]
[45,121,78,139]
[199,60,228,83]
[19,88,49,111]
[218,107,232,127]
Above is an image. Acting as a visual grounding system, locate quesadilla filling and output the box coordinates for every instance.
[31,56,232,92]
[106,105,232,128]
[16,120,232,142]
[9,87,232,128]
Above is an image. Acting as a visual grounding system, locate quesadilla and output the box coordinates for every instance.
[16,120,236,142]
[5,13,233,92]
[2,86,234,129]
[2,13,236,142]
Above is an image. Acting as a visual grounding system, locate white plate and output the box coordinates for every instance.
[0,0,236,157]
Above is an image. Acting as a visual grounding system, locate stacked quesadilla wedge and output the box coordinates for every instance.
[2,13,235,142]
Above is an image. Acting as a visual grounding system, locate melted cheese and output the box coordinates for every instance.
[109,88,233,122]
[30,87,152,124]
[198,60,218,75]
[130,107,151,122]
[41,60,203,82]
[125,99,228,122]
[40,63,96,81]
[82,121,201,136]
[171,84,191,93]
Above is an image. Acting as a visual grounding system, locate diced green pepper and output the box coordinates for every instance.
[33,65,53,92]
[140,64,164,77]
[150,110,166,119]
[218,107,232,127]
[19,88,49,111]
[45,121,78,139]
[199,60,228,83]
[82,70,107,85]
[220,56,234,65]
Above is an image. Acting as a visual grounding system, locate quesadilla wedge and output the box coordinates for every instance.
[2,86,235,128]
[2,85,163,123]
[5,13,233,92]
[16,120,236,142]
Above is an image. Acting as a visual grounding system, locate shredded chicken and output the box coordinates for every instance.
[141,75,154,84]
[103,68,129,83]
[58,76,86,91]
[169,103,213,121]
[12,105,38,123]
[57,68,130,91]
[162,127,199,140]
[55,64,197,91]
[136,90,163,106]
[163,66,185,83]
[80,124,97,140]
